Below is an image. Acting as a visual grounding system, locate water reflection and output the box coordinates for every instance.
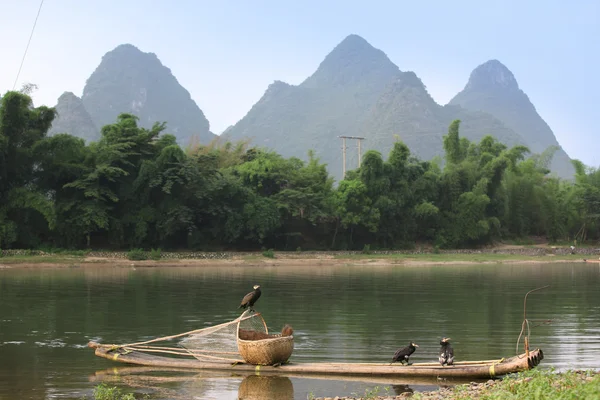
[1,262,599,399]
[238,375,294,400]
[89,367,449,400]
[391,383,414,395]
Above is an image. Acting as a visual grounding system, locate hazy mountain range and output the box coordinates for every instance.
[45,34,574,179]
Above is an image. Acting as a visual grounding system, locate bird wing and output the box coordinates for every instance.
[240,291,254,306]
[393,347,408,360]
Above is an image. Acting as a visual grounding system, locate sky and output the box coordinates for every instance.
[1,0,598,166]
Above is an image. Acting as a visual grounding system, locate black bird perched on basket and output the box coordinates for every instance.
[439,337,454,366]
[239,284,261,312]
[391,342,419,365]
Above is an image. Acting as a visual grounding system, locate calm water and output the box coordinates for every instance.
[0,262,599,400]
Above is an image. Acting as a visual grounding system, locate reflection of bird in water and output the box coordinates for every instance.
[391,342,419,365]
[439,337,454,366]
[239,284,261,311]
[392,384,414,395]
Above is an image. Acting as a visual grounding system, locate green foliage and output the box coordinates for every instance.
[413,369,600,400]
[126,249,146,261]
[86,384,141,400]
[149,248,162,260]
[0,89,598,251]
[262,249,275,258]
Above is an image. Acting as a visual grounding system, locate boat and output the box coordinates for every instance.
[88,303,546,380]
[88,341,543,379]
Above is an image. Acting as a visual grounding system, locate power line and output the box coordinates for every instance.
[12,0,45,91]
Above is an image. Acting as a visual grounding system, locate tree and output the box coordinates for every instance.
[0,91,56,248]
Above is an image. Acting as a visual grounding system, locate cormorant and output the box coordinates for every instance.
[281,324,294,337]
[391,342,419,365]
[239,284,261,311]
[439,337,454,366]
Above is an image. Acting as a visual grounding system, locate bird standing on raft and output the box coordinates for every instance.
[239,284,262,312]
[439,337,454,366]
[391,342,419,365]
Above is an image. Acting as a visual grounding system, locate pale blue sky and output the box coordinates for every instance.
[1,0,598,166]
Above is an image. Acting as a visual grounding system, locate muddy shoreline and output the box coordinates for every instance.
[0,246,597,269]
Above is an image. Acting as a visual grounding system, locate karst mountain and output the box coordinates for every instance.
[45,35,573,180]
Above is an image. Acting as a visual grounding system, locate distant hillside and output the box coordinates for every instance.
[80,44,216,145]
[449,60,574,178]
[358,71,526,164]
[47,92,99,141]
[222,35,541,181]
[223,35,401,176]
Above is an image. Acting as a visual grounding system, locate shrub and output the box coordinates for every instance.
[126,248,146,261]
[149,248,162,260]
[262,249,275,258]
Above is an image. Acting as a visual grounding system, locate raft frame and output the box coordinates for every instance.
[87,341,543,379]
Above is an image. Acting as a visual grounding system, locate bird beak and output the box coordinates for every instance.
[414,344,419,347]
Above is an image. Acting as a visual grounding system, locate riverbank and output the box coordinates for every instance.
[313,369,600,399]
[0,246,597,268]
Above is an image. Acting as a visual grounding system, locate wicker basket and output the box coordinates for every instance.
[237,334,294,366]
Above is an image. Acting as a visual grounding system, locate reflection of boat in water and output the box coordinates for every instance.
[89,367,294,400]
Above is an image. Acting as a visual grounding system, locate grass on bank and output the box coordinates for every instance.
[413,369,600,400]
[0,254,86,264]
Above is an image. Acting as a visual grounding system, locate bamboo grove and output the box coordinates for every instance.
[1,90,599,251]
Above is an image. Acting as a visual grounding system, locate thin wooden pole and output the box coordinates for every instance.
[342,137,347,178]
[118,313,260,348]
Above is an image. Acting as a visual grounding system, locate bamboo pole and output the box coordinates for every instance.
[129,345,239,355]
[115,313,260,348]
[125,347,242,362]
[93,346,542,379]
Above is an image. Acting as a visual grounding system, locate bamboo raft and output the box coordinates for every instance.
[88,341,543,379]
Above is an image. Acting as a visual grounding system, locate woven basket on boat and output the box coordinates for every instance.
[237,334,294,366]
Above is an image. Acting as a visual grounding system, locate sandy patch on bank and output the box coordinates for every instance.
[0,253,593,269]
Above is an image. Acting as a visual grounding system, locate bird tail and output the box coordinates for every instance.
[281,324,294,336]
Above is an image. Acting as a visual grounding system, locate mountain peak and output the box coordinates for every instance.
[335,34,373,51]
[112,43,140,52]
[57,91,80,101]
[48,91,99,141]
[302,34,398,88]
[101,43,160,63]
[81,44,215,145]
[465,59,519,91]
[324,34,392,65]
[450,60,574,178]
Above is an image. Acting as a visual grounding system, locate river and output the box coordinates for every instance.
[0,262,599,399]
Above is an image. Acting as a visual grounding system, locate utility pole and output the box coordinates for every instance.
[341,136,347,179]
[338,136,366,178]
